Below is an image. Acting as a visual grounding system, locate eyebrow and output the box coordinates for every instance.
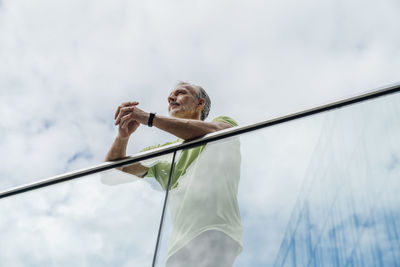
[173,88,188,94]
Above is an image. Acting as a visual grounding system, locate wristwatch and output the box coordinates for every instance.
[148,113,156,127]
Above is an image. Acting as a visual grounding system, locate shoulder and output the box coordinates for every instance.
[212,116,238,127]
[140,139,181,152]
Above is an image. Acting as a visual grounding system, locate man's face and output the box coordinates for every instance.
[168,85,199,119]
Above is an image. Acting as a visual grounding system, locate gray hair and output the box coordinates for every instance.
[176,81,211,121]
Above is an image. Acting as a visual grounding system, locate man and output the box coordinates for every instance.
[105,82,242,267]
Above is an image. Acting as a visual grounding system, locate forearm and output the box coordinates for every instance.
[121,163,149,177]
[105,136,149,177]
[152,115,224,140]
[105,136,129,161]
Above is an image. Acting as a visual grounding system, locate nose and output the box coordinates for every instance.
[168,95,176,103]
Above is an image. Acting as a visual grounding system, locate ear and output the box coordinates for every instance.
[197,98,205,110]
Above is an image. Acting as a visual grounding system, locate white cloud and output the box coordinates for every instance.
[1,0,400,189]
[1,0,400,265]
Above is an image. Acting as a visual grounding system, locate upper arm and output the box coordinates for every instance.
[211,116,238,130]
[212,121,233,131]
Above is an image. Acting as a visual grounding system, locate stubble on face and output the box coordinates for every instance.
[168,85,199,119]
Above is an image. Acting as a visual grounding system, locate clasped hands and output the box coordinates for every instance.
[114,101,150,138]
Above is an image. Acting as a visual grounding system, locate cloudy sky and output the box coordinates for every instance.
[1,0,400,265]
[1,0,400,190]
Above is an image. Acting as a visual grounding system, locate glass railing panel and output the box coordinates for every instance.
[272,92,400,267]
[153,92,400,266]
[0,153,175,266]
[153,135,246,267]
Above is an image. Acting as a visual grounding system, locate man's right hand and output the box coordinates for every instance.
[115,101,140,139]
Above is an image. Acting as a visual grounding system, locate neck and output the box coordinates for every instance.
[173,112,202,120]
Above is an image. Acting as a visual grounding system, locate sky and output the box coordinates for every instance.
[1,0,400,190]
[1,0,400,265]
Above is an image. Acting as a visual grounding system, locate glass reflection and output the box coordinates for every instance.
[273,94,400,267]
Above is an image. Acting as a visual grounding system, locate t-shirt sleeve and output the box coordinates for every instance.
[212,116,239,127]
[140,144,162,153]
[139,142,175,190]
[139,145,161,178]
[145,162,171,191]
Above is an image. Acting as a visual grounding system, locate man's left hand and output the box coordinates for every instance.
[115,105,149,126]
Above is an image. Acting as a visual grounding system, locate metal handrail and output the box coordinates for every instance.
[1,81,400,199]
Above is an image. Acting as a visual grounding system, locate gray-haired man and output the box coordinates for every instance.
[106,82,242,266]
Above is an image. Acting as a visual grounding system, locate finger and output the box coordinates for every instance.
[115,105,123,120]
[115,107,135,125]
[121,119,128,129]
[115,107,133,123]
[122,101,139,106]
[114,102,140,119]
[116,113,133,126]
[115,104,130,120]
